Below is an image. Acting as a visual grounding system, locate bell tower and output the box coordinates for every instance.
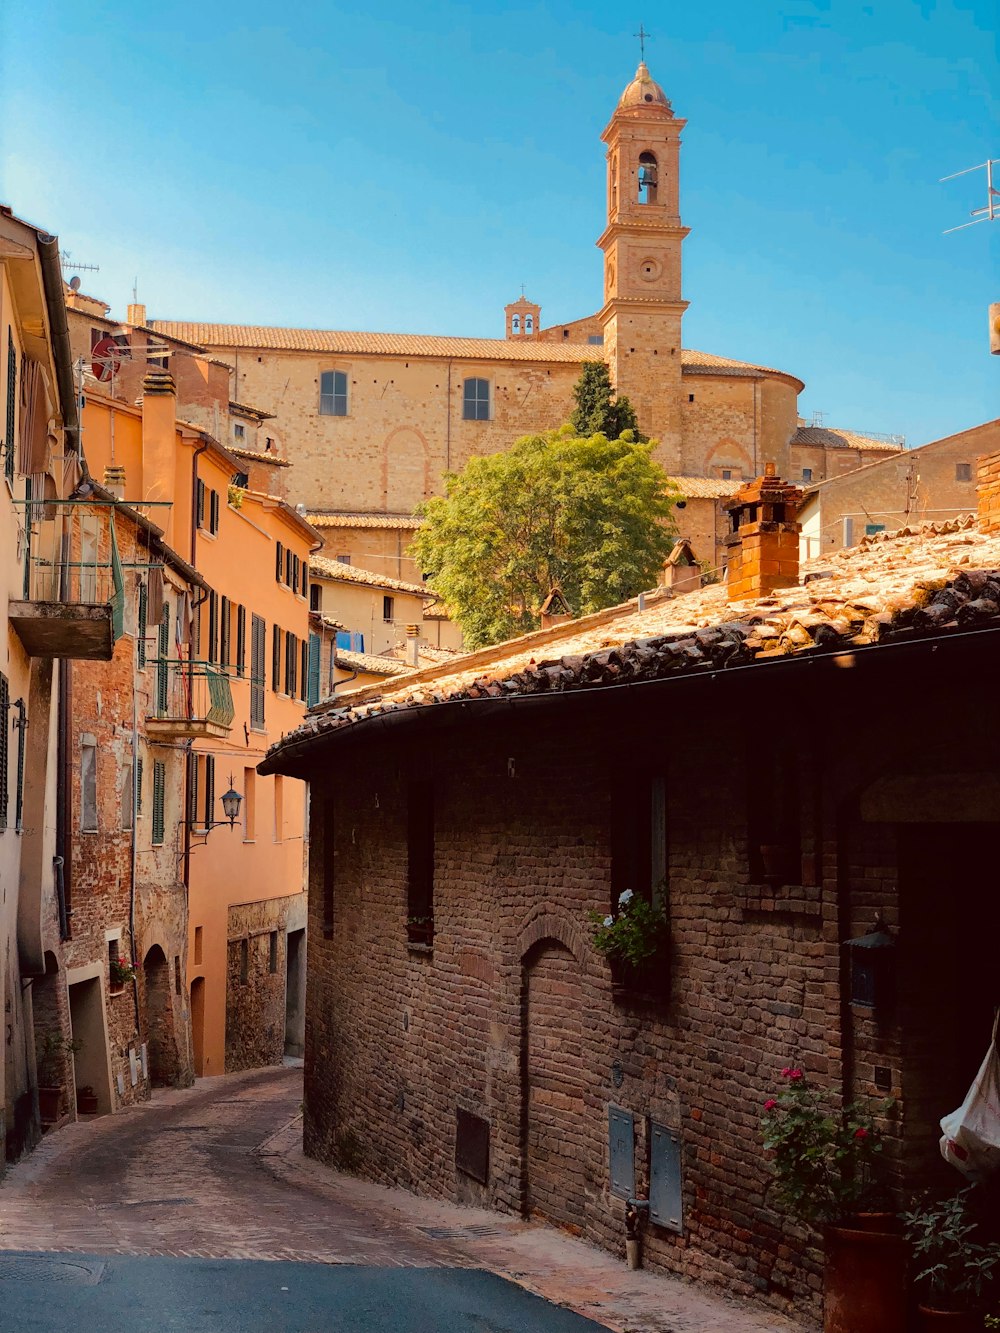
[598,63,689,470]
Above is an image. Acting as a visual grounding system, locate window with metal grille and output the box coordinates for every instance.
[272,625,282,691]
[81,739,98,832]
[152,761,166,845]
[250,614,266,727]
[4,329,16,483]
[462,377,490,421]
[0,674,8,830]
[406,781,434,944]
[235,604,246,677]
[319,370,348,416]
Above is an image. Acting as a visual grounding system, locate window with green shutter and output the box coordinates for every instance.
[250,614,265,728]
[203,754,215,828]
[306,633,321,707]
[156,604,170,713]
[137,579,148,667]
[152,760,166,845]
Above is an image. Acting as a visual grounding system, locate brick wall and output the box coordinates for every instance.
[300,638,1000,1320]
[978,449,1000,533]
[225,896,305,1071]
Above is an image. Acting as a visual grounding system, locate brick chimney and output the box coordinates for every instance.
[724,465,803,601]
[141,369,177,546]
[977,451,1000,533]
[127,302,147,328]
[102,463,126,499]
[539,587,572,630]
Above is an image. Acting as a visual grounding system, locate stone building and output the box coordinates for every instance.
[262,463,1000,1318]
[799,418,999,558]
[148,62,903,589]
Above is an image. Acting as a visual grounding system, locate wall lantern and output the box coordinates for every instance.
[845,915,896,1011]
[220,775,243,828]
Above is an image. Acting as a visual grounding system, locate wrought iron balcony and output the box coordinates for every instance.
[9,500,124,661]
[146,660,235,740]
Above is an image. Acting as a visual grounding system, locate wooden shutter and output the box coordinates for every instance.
[137,578,148,667]
[152,761,165,845]
[196,478,206,528]
[220,596,230,667]
[236,605,246,677]
[204,754,215,828]
[210,489,220,534]
[250,613,265,727]
[272,625,281,691]
[275,541,283,582]
[208,591,218,664]
[300,640,308,701]
[306,633,321,707]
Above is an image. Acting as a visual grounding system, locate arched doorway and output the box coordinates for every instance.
[143,945,179,1087]
[190,977,205,1077]
[522,940,589,1228]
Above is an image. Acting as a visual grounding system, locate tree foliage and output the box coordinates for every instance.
[411,425,678,649]
[570,361,643,440]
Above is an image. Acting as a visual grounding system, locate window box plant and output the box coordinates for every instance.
[761,1066,906,1333]
[589,889,669,1000]
[902,1187,1000,1331]
[109,954,138,990]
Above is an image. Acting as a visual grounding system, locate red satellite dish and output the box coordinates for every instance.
[91,335,123,383]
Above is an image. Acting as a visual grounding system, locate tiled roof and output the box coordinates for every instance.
[669,475,743,499]
[229,399,275,421]
[334,649,413,677]
[262,515,1000,773]
[308,512,420,530]
[229,444,291,468]
[310,555,432,596]
[792,426,904,453]
[149,320,799,381]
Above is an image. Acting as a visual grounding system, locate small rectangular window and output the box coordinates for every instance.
[319,369,348,416]
[462,377,490,422]
[383,595,394,622]
[243,766,256,840]
[956,463,973,481]
[81,740,98,832]
[234,422,246,441]
[152,760,166,845]
[194,925,203,965]
[802,468,813,482]
[336,554,351,565]
[268,931,278,974]
[748,746,802,887]
[309,584,321,612]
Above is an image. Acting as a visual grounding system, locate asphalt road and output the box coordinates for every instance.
[0,1253,605,1333]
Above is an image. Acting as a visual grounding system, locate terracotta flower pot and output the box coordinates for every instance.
[37,1085,63,1124]
[917,1308,982,1332]
[823,1216,908,1333]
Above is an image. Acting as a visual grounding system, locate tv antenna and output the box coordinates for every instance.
[60,250,100,279]
[941,159,999,233]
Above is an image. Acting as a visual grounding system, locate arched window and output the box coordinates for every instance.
[511,314,521,335]
[638,151,658,205]
[462,378,491,421]
[319,370,348,416]
[524,314,533,334]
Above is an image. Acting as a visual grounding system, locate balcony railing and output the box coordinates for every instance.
[9,500,125,660]
[146,659,235,739]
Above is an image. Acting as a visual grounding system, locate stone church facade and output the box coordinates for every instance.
[151,63,902,578]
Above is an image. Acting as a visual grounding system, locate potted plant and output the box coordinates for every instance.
[109,953,138,990]
[589,889,669,998]
[36,1032,81,1124]
[406,915,434,947]
[902,1188,1000,1330]
[761,1066,905,1333]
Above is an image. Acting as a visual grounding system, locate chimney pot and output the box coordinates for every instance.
[724,471,803,602]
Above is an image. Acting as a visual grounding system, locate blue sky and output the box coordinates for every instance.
[1,0,996,446]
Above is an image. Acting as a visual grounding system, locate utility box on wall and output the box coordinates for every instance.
[649,1122,683,1233]
[608,1105,635,1199]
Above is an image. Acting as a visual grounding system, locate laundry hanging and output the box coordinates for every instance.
[940,1011,1000,1182]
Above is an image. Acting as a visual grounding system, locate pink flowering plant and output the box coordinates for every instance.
[589,889,669,970]
[109,954,138,987]
[761,1066,892,1226]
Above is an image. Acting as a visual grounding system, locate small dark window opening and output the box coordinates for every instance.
[688,394,695,403]
[638,151,658,204]
[956,463,973,481]
[268,931,278,974]
[748,746,802,886]
[383,595,394,622]
[309,584,321,612]
[406,782,435,944]
[610,773,667,908]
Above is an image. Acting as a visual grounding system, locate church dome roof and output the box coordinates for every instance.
[617,62,672,112]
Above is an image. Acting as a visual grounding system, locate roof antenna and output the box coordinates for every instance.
[941,159,999,233]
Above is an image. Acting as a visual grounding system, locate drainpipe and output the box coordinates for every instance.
[185,440,209,893]
[56,661,72,939]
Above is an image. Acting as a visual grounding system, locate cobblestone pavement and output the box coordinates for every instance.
[0,1065,811,1333]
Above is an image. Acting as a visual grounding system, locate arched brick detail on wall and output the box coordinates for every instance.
[704,436,754,476]
[516,906,588,968]
[381,426,430,513]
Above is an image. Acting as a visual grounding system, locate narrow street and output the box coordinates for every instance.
[0,1067,805,1332]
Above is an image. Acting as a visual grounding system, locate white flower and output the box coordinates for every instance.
[618,889,634,907]
[603,915,614,928]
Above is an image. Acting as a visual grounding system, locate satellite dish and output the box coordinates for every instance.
[91,335,123,383]
[69,276,82,292]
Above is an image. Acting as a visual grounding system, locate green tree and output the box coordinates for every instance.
[411,425,678,649]
[570,361,643,440]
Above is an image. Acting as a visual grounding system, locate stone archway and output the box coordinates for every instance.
[522,937,589,1229]
[143,945,179,1088]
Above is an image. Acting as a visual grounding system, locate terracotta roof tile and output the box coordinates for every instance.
[669,475,743,499]
[308,512,420,530]
[149,321,799,380]
[263,515,999,771]
[229,444,291,468]
[310,556,432,596]
[792,426,905,453]
[334,648,413,677]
